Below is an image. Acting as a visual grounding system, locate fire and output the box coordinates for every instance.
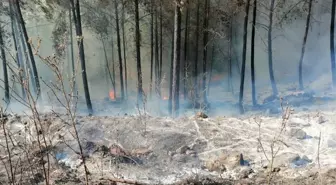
[212,75,222,81]
[109,90,115,100]
[163,96,169,100]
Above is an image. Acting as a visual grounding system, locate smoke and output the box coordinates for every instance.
[0,0,335,116]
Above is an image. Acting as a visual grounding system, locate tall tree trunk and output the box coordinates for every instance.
[251,0,257,106]
[111,35,116,96]
[155,3,160,97]
[101,37,115,94]
[172,0,182,117]
[268,0,278,96]
[299,0,313,90]
[331,0,336,87]
[0,22,9,104]
[228,16,233,94]
[16,7,34,94]
[169,31,174,116]
[69,8,76,96]
[194,0,200,105]
[122,0,128,98]
[238,0,250,114]
[9,1,25,98]
[159,0,163,95]
[70,0,93,114]
[202,0,210,104]
[114,0,125,100]
[14,0,41,98]
[134,0,143,104]
[149,0,154,97]
[208,42,215,96]
[183,0,189,100]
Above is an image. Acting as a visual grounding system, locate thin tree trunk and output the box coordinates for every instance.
[183,0,189,100]
[208,42,215,96]
[299,0,313,90]
[202,0,210,104]
[228,16,233,94]
[111,35,116,97]
[251,0,257,106]
[155,3,160,97]
[69,8,76,96]
[9,1,25,98]
[0,22,9,104]
[331,0,336,87]
[172,0,182,117]
[238,0,250,114]
[268,0,278,96]
[70,0,93,114]
[14,0,41,98]
[169,31,174,116]
[101,37,115,93]
[159,0,163,95]
[17,11,34,93]
[114,0,125,100]
[121,0,128,98]
[194,0,200,105]
[134,0,143,104]
[150,0,154,97]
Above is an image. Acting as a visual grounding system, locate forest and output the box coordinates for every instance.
[0,0,335,116]
[1,0,336,185]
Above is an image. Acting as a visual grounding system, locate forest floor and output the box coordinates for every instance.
[2,98,336,185]
[2,80,336,184]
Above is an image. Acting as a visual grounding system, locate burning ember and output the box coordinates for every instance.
[109,90,115,100]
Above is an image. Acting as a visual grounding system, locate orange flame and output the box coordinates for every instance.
[163,96,169,100]
[109,90,115,100]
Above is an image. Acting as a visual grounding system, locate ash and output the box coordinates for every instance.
[1,99,336,184]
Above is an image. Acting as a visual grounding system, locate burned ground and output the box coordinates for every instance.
[2,95,336,185]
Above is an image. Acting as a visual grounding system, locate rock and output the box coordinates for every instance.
[176,145,190,154]
[196,112,208,118]
[289,128,307,139]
